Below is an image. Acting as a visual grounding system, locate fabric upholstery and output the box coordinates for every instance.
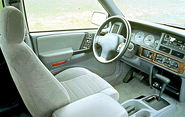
[52,93,128,117]
[55,67,119,102]
[0,6,24,44]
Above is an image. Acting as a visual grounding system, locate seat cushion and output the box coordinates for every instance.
[55,67,119,102]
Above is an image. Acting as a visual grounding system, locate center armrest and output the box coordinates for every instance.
[52,93,128,117]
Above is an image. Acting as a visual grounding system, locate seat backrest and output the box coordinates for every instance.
[0,6,70,117]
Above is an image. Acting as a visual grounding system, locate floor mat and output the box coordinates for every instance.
[114,78,154,103]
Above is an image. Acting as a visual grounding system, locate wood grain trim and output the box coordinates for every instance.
[139,46,185,74]
[178,62,185,74]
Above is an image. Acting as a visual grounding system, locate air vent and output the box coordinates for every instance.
[171,50,184,59]
[159,46,170,53]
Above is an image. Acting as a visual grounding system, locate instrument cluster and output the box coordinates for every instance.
[131,30,160,49]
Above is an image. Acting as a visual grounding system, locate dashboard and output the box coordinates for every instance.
[130,28,185,74]
[119,20,185,101]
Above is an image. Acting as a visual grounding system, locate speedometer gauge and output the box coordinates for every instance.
[144,35,155,45]
[135,32,144,42]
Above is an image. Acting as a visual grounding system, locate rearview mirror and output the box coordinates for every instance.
[91,11,107,26]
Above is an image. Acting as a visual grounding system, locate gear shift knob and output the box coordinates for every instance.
[155,74,170,85]
[154,74,170,101]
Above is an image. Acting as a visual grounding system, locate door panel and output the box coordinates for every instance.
[36,32,85,69]
[39,47,73,69]
[30,31,97,71]
[37,33,85,53]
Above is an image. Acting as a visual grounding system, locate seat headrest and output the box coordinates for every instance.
[0,6,25,44]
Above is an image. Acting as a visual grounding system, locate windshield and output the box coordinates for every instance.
[114,0,185,28]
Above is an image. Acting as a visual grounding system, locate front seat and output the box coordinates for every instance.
[0,6,128,117]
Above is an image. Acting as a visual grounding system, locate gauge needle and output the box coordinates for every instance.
[145,39,151,41]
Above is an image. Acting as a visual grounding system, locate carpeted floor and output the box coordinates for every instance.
[114,78,185,117]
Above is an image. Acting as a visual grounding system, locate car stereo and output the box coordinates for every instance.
[161,34,185,50]
[159,33,185,59]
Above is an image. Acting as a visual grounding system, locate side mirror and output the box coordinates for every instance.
[91,11,107,26]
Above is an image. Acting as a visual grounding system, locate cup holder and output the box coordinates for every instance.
[122,99,152,116]
[136,110,151,117]
[122,95,175,117]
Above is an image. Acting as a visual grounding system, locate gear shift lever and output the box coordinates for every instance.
[155,74,170,101]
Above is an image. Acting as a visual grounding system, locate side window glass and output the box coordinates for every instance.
[24,0,105,32]
[0,0,3,12]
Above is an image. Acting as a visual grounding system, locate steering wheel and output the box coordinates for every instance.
[93,16,131,63]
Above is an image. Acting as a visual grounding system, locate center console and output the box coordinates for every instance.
[151,67,182,100]
[138,32,185,102]
[139,47,185,101]
[122,67,176,117]
[121,95,176,117]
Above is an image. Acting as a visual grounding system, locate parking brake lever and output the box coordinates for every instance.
[155,74,170,101]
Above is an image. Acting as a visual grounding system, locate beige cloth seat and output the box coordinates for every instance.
[0,6,128,117]
[55,67,119,102]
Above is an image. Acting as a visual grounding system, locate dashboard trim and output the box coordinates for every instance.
[139,46,185,74]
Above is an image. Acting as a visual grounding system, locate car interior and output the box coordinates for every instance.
[0,0,185,117]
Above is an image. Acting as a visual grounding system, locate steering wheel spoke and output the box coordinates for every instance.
[95,36,103,44]
[117,42,125,53]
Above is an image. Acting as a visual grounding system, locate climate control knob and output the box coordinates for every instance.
[163,58,171,67]
[171,61,179,69]
[155,55,163,63]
